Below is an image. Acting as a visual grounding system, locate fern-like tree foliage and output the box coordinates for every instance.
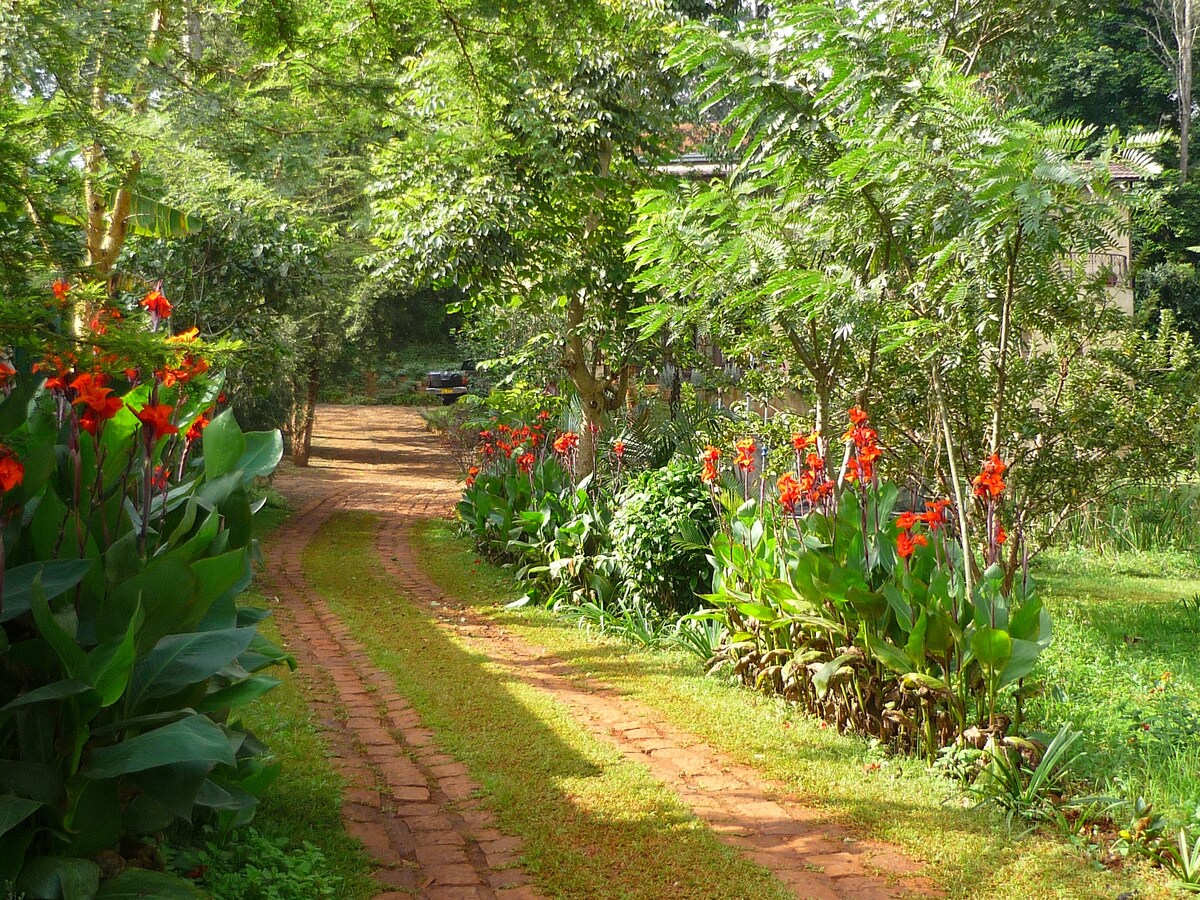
[627,1,1199,572]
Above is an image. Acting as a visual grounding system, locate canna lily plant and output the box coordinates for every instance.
[0,281,288,898]
[697,408,1051,759]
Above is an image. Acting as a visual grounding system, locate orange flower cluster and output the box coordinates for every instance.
[480,422,544,460]
[186,412,211,443]
[896,530,928,559]
[700,446,721,484]
[612,440,625,459]
[71,372,123,436]
[553,431,579,455]
[0,445,23,492]
[922,498,952,530]
[799,451,834,506]
[972,454,1007,500]
[791,432,810,453]
[51,279,71,301]
[895,498,951,560]
[141,289,172,321]
[516,451,536,475]
[88,305,123,335]
[0,361,14,390]
[843,407,881,485]
[465,465,480,487]
[734,437,757,473]
[157,353,210,388]
[34,353,77,392]
[777,472,802,514]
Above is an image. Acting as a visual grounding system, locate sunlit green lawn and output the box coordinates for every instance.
[1029,551,1200,824]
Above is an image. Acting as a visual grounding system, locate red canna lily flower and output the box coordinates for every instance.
[34,354,75,392]
[157,353,210,388]
[185,414,210,443]
[897,531,915,559]
[52,279,71,301]
[0,446,23,492]
[516,451,536,475]
[553,432,579,455]
[848,406,869,426]
[0,361,14,389]
[612,440,625,459]
[777,472,802,514]
[972,454,1007,500]
[141,289,172,320]
[537,410,551,421]
[130,403,179,442]
[734,437,757,473]
[919,498,952,529]
[700,446,721,484]
[791,432,809,452]
[71,372,123,435]
[465,465,480,487]
[912,533,929,548]
[896,511,918,530]
[995,526,1007,545]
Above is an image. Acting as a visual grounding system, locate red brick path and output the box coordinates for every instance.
[265,405,939,900]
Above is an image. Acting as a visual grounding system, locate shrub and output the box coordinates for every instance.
[610,460,717,615]
[700,409,1052,760]
[166,827,342,900]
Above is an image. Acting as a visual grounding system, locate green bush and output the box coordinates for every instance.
[1136,263,1200,339]
[166,827,342,900]
[609,459,717,615]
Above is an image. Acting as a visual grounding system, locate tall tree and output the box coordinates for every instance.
[1142,0,1200,180]
[369,0,678,475]
[629,1,1189,574]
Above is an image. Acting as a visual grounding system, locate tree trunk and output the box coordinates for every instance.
[578,389,606,480]
[1183,0,1194,183]
[290,365,320,466]
[932,363,974,599]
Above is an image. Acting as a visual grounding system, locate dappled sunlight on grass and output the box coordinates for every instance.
[413,518,1171,899]
[304,511,793,900]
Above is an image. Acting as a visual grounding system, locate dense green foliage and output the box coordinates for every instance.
[610,461,717,614]
[0,292,286,897]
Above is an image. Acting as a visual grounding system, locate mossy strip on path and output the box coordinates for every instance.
[303,510,793,900]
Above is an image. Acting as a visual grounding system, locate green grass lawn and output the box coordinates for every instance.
[1028,551,1200,825]
[411,519,1173,900]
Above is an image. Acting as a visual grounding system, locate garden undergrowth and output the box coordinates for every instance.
[303,510,793,900]
[412,519,1170,900]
